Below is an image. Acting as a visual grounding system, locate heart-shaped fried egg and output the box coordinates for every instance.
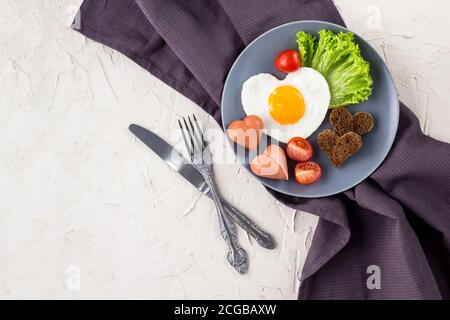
[242,68,330,143]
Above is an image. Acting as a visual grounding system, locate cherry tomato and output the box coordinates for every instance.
[295,162,322,185]
[275,50,302,73]
[286,137,313,162]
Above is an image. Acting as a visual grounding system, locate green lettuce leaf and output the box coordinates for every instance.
[296,31,317,67]
[296,30,373,108]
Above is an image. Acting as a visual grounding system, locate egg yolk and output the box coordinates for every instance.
[268,86,305,125]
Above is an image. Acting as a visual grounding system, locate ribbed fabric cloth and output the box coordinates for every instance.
[74,0,450,299]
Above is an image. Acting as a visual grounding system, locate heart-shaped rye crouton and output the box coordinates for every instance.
[250,145,289,180]
[330,108,375,137]
[317,130,362,167]
[227,115,264,151]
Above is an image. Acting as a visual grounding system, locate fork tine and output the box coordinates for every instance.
[188,115,203,152]
[183,118,195,157]
[178,119,193,160]
[192,114,206,149]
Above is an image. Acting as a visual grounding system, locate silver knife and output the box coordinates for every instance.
[129,124,275,249]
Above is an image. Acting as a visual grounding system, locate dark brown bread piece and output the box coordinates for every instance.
[330,108,375,137]
[317,129,339,154]
[353,112,375,136]
[330,108,354,136]
[329,132,362,167]
[320,108,373,166]
[317,130,363,167]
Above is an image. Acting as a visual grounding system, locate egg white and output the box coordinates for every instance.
[241,67,330,143]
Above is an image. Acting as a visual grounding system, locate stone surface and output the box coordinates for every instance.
[0,0,449,299]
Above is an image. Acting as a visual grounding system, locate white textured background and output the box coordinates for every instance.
[0,0,449,299]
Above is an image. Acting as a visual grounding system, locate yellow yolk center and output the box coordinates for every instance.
[268,86,305,125]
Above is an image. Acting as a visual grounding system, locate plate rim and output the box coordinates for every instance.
[221,20,400,198]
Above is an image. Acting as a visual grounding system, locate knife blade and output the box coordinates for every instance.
[129,124,275,249]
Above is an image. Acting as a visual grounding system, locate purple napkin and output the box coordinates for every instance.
[75,0,450,299]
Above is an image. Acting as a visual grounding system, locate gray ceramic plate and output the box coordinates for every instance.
[221,21,399,198]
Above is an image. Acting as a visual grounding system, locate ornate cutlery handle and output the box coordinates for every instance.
[205,189,275,249]
[201,168,248,274]
[220,200,276,250]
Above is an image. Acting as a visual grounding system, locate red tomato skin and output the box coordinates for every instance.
[286,137,313,162]
[275,50,302,73]
[294,162,322,185]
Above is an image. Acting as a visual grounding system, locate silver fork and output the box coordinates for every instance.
[178,115,248,274]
